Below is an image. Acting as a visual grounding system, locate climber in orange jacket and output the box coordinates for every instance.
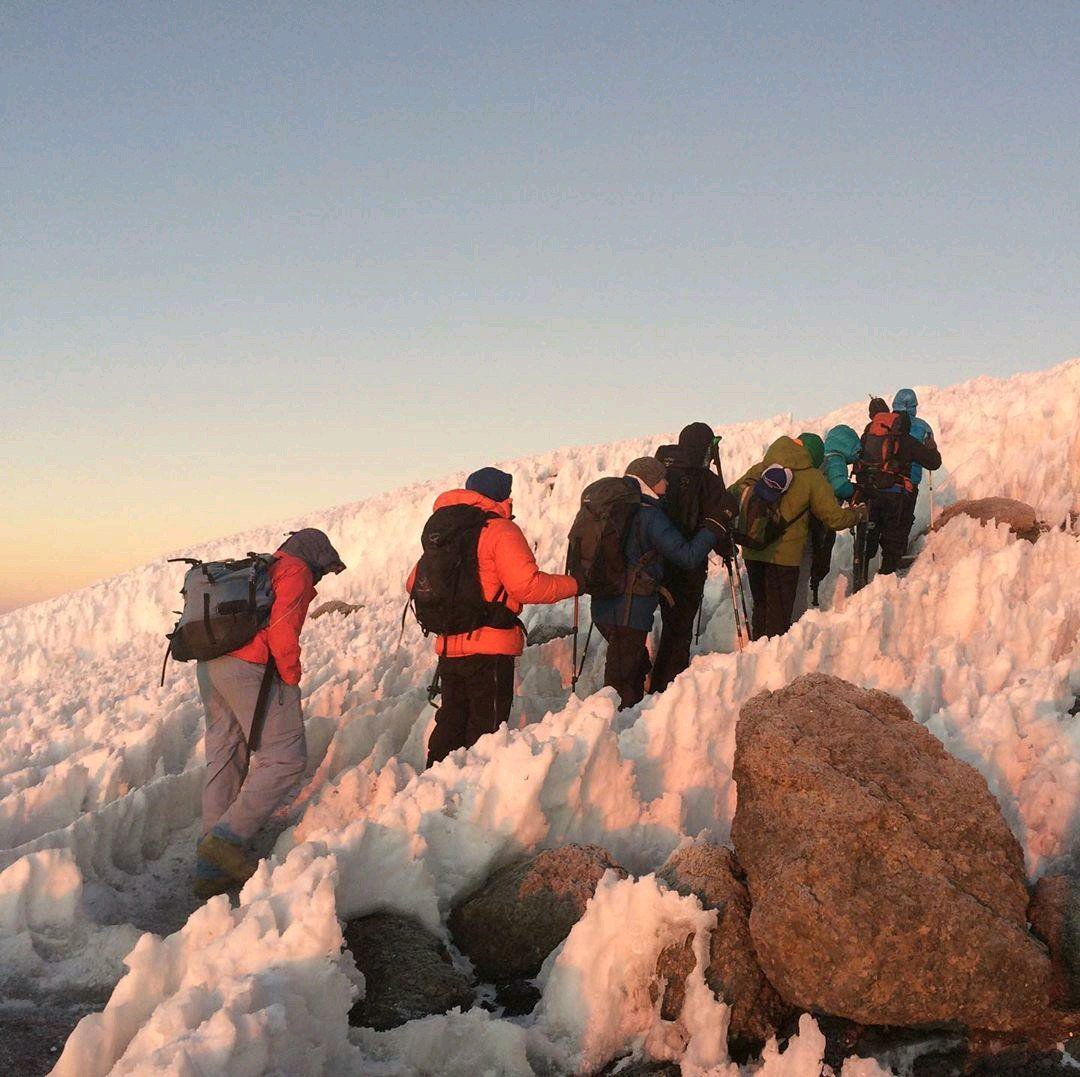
[407,467,579,766]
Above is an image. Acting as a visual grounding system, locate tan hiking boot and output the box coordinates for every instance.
[193,875,237,901]
[196,833,258,883]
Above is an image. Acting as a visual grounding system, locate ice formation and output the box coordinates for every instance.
[0,359,1077,1074]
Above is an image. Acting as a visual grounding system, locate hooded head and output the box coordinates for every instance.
[677,422,715,465]
[278,528,346,584]
[796,432,825,469]
[824,424,861,463]
[868,397,889,419]
[465,467,513,504]
[625,456,667,496]
[893,388,918,418]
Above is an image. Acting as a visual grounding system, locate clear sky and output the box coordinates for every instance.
[3,1,1078,612]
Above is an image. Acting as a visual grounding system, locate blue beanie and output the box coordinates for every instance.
[465,467,513,503]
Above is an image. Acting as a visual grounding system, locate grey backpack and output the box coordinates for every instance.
[161,554,276,682]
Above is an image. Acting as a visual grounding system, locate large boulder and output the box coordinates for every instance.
[1029,875,1080,1009]
[656,844,791,1054]
[933,497,1045,542]
[449,844,625,982]
[344,913,474,1030]
[732,673,1053,1031]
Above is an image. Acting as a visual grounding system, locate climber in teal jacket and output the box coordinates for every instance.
[823,424,861,501]
[809,424,863,605]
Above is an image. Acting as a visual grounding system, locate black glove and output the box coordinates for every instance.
[704,521,734,559]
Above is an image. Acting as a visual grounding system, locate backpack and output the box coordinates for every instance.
[858,412,913,492]
[407,505,522,637]
[163,554,277,677]
[655,444,708,537]
[566,477,652,598]
[733,466,807,551]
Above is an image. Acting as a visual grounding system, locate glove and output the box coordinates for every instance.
[852,503,870,524]
[704,521,734,559]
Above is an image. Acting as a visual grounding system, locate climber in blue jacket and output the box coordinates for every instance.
[892,389,937,556]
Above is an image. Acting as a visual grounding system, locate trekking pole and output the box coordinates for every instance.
[571,595,580,693]
[573,621,595,690]
[929,471,935,529]
[734,550,752,642]
[694,594,704,645]
[724,557,748,651]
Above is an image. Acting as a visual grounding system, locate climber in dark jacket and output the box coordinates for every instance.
[591,456,728,710]
[651,422,738,694]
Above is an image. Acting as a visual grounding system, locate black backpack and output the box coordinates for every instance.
[655,444,708,537]
[407,505,522,637]
[161,554,276,682]
[566,477,651,598]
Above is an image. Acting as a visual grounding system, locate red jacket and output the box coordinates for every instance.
[230,552,316,685]
[407,489,578,658]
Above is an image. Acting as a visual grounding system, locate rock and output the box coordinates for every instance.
[1029,875,1080,1008]
[656,844,791,1054]
[651,931,696,1021]
[526,622,576,647]
[449,844,625,982]
[732,673,1053,1031]
[493,979,542,1016]
[344,913,474,1030]
[933,497,1046,542]
[310,599,364,619]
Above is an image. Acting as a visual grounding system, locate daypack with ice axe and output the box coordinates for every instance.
[733,465,808,551]
[161,554,277,683]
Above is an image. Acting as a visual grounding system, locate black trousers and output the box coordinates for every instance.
[651,570,706,694]
[427,654,515,767]
[867,490,908,575]
[596,622,651,710]
[745,561,800,640]
[896,488,919,557]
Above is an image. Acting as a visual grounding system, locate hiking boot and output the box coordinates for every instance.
[193,875,237,901]
[196,833,258,884]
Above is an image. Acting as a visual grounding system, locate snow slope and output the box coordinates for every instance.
[1,360,1078,1074]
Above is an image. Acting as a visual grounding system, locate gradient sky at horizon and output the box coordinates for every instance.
[3,2,1078,613]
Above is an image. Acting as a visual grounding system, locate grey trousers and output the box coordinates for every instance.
[197,656,306,841]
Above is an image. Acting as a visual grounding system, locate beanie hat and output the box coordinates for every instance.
[755,465,793,504]
[465,467,513,503]
[624,456,667,491]
[797,432,825,469]
[868,397,889,418]
[677,421,715,455]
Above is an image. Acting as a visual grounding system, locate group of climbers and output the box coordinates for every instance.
[177,392,938,898]
[403,390,939,730]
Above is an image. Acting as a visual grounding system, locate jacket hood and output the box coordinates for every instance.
[796,432,824,469]
[433,488,512,518]
[893,388,919,417]
[762,436,813,471]
[824,424,861,462]
[277,528,346,583]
